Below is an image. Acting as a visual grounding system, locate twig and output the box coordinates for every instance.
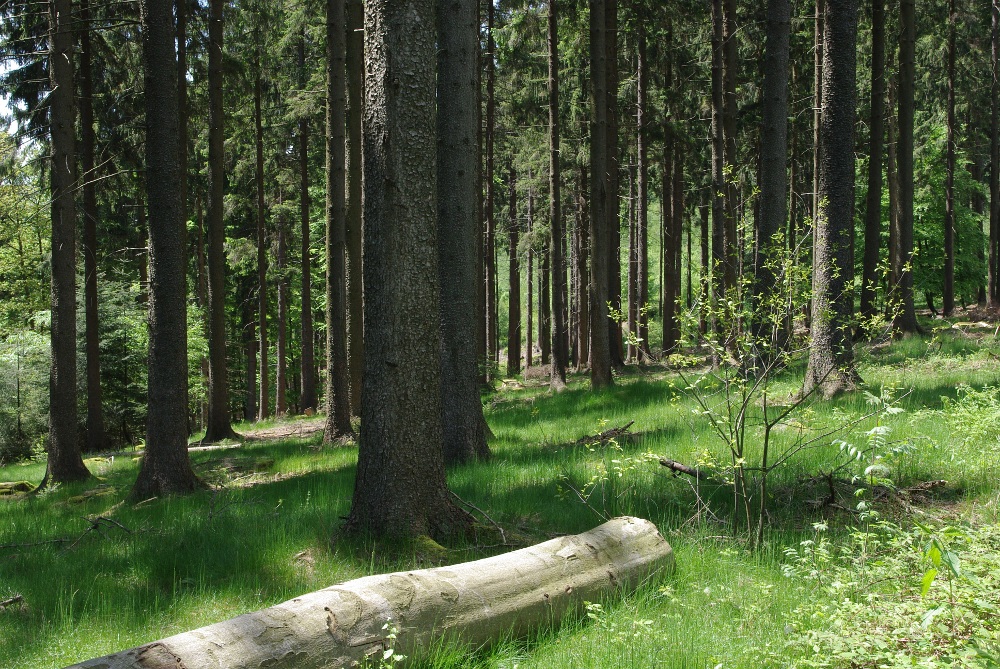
[0,537,71,551]
[575,421,635,446]
[659,457,723,483]
[449,491,509,546]
[66,516,133,551]
[0,595,24,609]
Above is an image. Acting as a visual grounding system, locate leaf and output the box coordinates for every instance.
[383,649,395,661]
[940,549,961,578]
[921,568,938,597]
[921,605,947,628]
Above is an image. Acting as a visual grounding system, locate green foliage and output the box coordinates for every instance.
[0,329,48,463]
[942,385,1000,449]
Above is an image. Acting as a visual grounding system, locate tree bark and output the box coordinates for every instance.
[484,0,499,371]
[131,0,201,499]
[549,0,568,390]
[636,19,650,360]
[80,0,105,453]
[943,0,956,316]
[507,167,522,377]
[299,36,318,414]
[346,0,364,414]
[254,55,270,421]
[710,0,726,337]
[751,0,791,363]
[324,0,354,441]
[527,187,534,369]
[670,143,684,349]
[43,0,90,486]
[605,0,623,370]
[722,0,739,298]
[812,0,824,226]
[992,0,1000,308]
[276,207,288,416]
[589,0,613,388]
[803,0,861,399]
[437,0,490,464]
[203,0,238,443]
[347,0,469,538]
[540,233,551,366]
[662,145,678,354]
[893,0,920,332]
[576,165,590,369]
[860,0,885,324]
[66,517,673,669]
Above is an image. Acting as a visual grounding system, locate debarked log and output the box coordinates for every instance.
[66,516,673,669]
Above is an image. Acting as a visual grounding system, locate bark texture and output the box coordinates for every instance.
[65,518,673,669]
[203,0,238,443]
[346,0,364,414]
[347,0,468,538]
[588,0,612,388]
[437,0,490,464]
[324,0,354,440]
[507,167,522,377]
[860,0,885,324]
[893,0,920,332]
[992,0,1000,308]
[132,0,201,499]
[299,36,318,414]
[803,0,861,399]
[548,0,567,390]
[44,0,90,485]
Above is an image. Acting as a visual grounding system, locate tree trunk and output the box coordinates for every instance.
[485,0,498,371]
[324,0,354,441]
[605,0,623,370]
[508,167,522,377]
[943,0,956,316]
[243,295,257,423]
[526,186,534,369]
[662,146,678,354]
[254,59,270,421]
[589,0,613,388]
[722,0,740,299]
[346,0,364,414]
[347,0,469,538]
[803,0,861,399]
[887,45,901,312]
[670,143,684,349]
[203,0,238,443]
[576,165,590,369]
[893,0,920,332]
[80,0,105,453]
[66,518,673,669]
[710,0,726,336]
[540,233,551,366]
[812,0,824,226]
[438,0,490,464]
[751,0,791,364]
[636,20,650,360]
[276,207,288,416]
[699,201,709,334]
[132,0,201,499]
[299,36,318,414]
[549,0,568,389]
[43,0,90,486]
[627,164,637,362]
[860,0,885,325]
[992,0,1000,308]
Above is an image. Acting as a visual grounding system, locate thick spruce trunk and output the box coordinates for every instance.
[549,0,567,389]
[893,0,920,332]
[346,0,364,414]
[860,0,885,324]
[299,36,318,414]
[508,167,522,377]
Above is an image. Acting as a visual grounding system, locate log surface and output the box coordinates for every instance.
[66,516,673,669]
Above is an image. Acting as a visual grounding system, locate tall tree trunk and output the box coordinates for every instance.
[813,0,824,226]
[722,0,740,298]
[243,294,258,422]
[346,0,364,414]
[80,0,104,453]
[943,0,956,316]
[549,0,567,389]
[299,36,318,414]
[803,0,861,398]
[627,163,638,362]
[605,0,623,369]
[636,19,650,360]
[437,0,490,464]
[576,165,590,369]
[43,0,90,486]
[540,234,551,366]
[132,0,201,498]
[860,0,885,324]
[347,0,470,539]
[254,56,269,421]
[710,0,726,335]
[894,0,920,332]
[324,0,353,440]
[662,147,678,354]
[589,0,612,388]
[751,0,791,364]
[276,207,288,416]
[670,142,684,349]
[992,0,1000,308]
[484,0,498,370]
[203,0,238,442]
[526,184,535,369]
[699,200,709,334]
[887,44,901,310]
[507,167,522,377]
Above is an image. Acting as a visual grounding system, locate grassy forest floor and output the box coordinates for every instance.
[3,321,1000,668]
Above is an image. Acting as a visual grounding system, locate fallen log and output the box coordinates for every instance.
[575,421,635,446]
[659,458,722,483]
[66,516,672,669]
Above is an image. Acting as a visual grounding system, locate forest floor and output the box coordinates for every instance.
[3,321,1000,667]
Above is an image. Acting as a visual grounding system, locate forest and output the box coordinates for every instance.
[1,0,1000,666]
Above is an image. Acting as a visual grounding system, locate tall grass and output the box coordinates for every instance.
[2,330,999,667]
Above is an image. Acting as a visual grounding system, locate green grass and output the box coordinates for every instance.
[3,329,1000,667]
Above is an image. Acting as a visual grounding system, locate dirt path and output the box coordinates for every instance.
[239,417,328,442]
